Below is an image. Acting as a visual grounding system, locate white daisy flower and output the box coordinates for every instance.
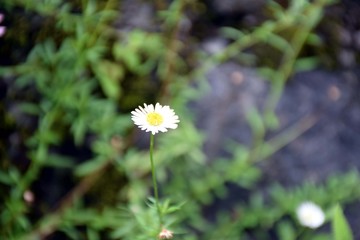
[296,201,325,229]
[131,103,180,135]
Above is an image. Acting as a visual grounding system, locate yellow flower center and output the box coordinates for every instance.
[146,112,164,126]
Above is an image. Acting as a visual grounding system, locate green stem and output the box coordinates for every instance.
[149,134,163,226]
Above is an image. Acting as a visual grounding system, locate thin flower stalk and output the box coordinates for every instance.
[150,133,163,225]
[131,103,179,228]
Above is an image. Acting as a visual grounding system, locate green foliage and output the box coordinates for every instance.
[0,0,356,239]
[332,204,353,240]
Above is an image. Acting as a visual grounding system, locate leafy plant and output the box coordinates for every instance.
[0,0,357,239]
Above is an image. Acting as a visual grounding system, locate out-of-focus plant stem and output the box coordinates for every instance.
[159,0,186,103]
[149,134,163,227]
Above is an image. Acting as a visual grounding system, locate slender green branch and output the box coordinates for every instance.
[264,23,313,121]
[149,134,163,226]
[264,0,331,127]
[257,115,318,162]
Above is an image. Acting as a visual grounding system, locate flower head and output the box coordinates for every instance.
[0,13,5,37]
[131,103,179,135]
[296,201,325,229]
[158,228,173,239]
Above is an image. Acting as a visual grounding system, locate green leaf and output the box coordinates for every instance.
[307,33,322,46]
[71,117,87,145]
[19,103,41,115]
[8,167,21,183]
[0,170,12,185]
[332,204,353,240]
[220,27,245,40]
[312,233,332,240]
[75,158,107,177]
[92,60,123,100]
[245,108,265,136]
[294,57,319,72]
[267,33,292,54]
[264,110,279,129]
[43,154,75,168]
[277,221,296,240]
[122,50,140,71]
[87,228,100,240]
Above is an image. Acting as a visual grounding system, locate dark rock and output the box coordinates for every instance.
[193,62,360,235]
[193,62,269,161]
[194,63,360,185]
[266,69,360,185]
[210,0,266,15]
[114,0,156,31]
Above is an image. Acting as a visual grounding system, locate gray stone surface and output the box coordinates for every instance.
[194,62,360,186]
[267,69,360,185]
[193,62,360,236]
[193,62,269,160]
[211,0,266,14]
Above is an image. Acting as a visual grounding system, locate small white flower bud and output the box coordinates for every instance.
[158,228,173,239]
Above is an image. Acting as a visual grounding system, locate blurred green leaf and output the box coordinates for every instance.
[87,228,100,240]
[19,103,41,115]
[43,154,75,168]
[294,57,319,72]
[75,158,107,177]
[264,110,280,129]
[277,221,296,240]
[71,117,87,145]
[0,171,13,185]
[266,33,293,54]
[332,204,353,240]
[220,27,245,40]
[245,108,265,137]
[312,233,332,240]
[92,60,123,99]
[307,33,323,46]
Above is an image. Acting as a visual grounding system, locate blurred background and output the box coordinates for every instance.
[1,0,360,239]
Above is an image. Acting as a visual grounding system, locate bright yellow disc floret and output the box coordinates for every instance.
[146,112,164,126]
